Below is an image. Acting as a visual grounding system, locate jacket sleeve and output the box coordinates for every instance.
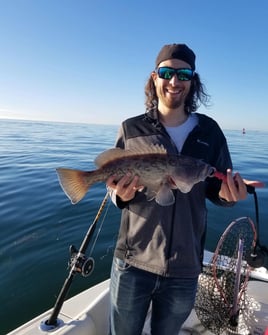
[205,137,235,207]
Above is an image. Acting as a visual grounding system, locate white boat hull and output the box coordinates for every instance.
[8,250,268,335]
[8,279,110,335]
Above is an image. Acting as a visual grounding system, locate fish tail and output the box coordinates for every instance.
[56,168,93,204]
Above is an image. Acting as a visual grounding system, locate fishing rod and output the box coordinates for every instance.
[40,191,110,331]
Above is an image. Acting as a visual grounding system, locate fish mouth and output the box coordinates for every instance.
[208,167,216,177]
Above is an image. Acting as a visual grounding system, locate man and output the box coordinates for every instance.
[107,43,247,335]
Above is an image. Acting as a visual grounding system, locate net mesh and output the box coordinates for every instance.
[195,217,257,335]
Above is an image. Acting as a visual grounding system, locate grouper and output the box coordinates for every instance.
[56,144,215,206]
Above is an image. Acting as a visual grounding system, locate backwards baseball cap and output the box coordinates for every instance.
[155,43,196,71]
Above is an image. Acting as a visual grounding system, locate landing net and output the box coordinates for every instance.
[195,217,257,334]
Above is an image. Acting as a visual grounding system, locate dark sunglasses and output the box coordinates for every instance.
[157,67,194,81]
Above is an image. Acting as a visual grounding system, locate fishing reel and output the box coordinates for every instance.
[68,245,95,277]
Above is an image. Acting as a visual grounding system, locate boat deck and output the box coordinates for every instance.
[8,278,268,335]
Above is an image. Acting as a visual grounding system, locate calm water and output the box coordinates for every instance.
[0,119,267,334]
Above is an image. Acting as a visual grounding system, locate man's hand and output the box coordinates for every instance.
[219,169,247,202]
[106,173,144,202]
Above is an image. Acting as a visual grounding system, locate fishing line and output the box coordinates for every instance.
[100,233,118,260]
[88,192,112,257]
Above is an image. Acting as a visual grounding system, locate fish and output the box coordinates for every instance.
[56,144,215,206]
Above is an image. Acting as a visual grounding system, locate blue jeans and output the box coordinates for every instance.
[109,257,198,335]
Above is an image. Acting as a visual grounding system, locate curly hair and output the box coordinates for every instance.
[145,72,210,114]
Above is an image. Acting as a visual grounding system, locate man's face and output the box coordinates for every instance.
[152,59,192,110]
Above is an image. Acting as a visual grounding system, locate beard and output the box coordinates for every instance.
[156,85,189,110]
[164,97,185,109]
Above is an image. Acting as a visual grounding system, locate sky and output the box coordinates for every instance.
[0,0,268,130]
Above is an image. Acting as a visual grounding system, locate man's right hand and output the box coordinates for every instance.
[106,173,144,202]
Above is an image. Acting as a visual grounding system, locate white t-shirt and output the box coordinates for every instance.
[165,113,198,152]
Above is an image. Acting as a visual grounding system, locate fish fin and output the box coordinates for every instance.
[171,176,195,193]
[95,148,126,167]
[56,168,91,204]
[145,189,157,202]
[155,184,175,206]
[176,182,193,193]
[95,144,167,168]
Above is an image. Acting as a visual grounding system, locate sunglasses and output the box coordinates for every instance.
[157,67,194,81]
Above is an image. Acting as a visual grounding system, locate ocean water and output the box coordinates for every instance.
[0,119,267,334]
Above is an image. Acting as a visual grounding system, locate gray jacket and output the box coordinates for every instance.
[111,110,234,278]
